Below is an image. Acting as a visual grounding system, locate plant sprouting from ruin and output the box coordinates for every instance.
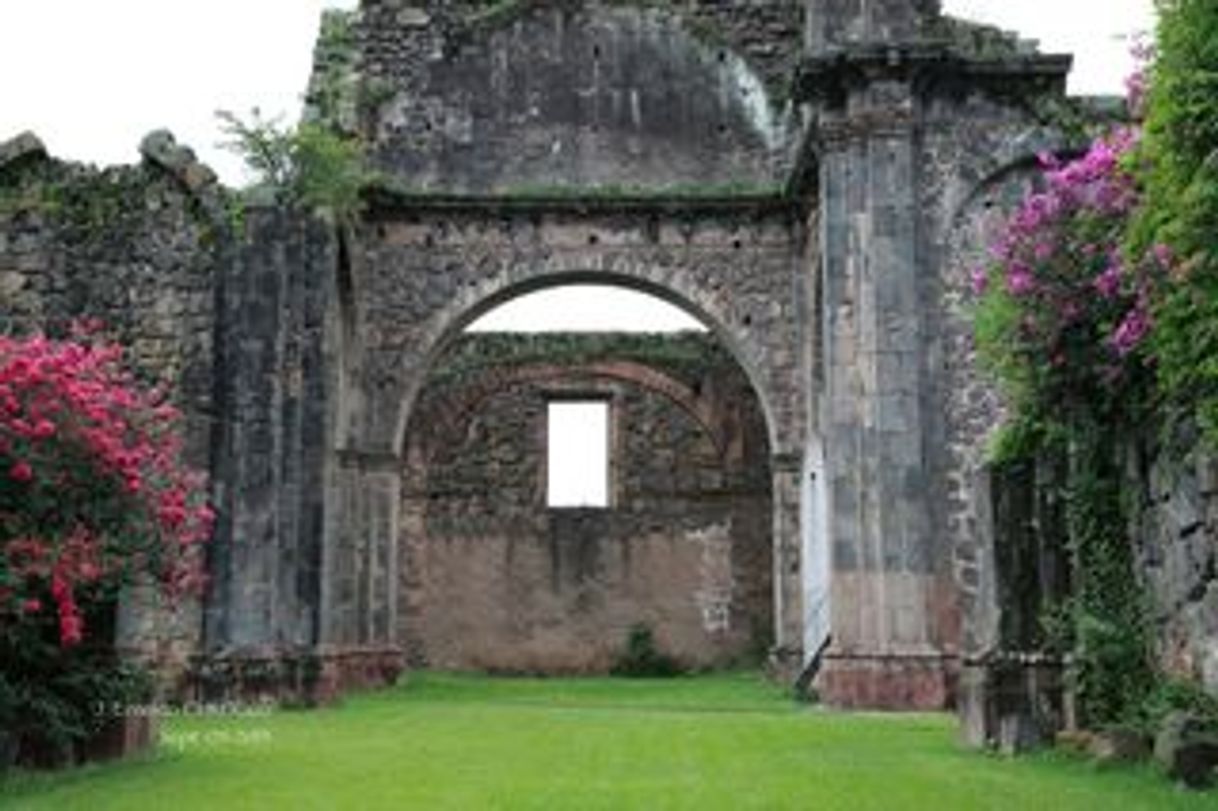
[217,108,373,220]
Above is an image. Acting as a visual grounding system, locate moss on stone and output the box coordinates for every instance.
[496,181,784,200]
[428,332,741,394]
[305,8,362,134]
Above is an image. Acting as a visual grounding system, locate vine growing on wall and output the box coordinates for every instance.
[974,120,1167,726]
[1131,0,1218,444]
[977,0,1218,723]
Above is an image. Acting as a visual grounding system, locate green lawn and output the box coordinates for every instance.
[2,672,1214,810]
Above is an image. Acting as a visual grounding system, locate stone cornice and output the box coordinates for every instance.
[794,44,1073,106]
[362,185,803,221]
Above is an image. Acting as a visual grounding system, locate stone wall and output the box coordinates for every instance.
[961,438,1218,749]
[347,0,805,192]
[400,332,773,672]
[0,131,227,680]
[333,195,810,671]
[1134,442,1218,693]
[0,132,223,465]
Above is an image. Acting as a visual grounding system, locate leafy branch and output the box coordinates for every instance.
[217,108,375,220]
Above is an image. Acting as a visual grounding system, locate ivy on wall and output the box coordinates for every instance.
[972,0,1218,727]
[1133,0,1218,443]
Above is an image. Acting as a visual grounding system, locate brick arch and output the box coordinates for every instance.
[399,274,778,456]
[408,359,736,460]
[949,129,1073,226]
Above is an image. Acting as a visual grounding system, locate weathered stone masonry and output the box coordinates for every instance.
[401,332,773,672]
[0,132,225,680]
[11,0,1204,723]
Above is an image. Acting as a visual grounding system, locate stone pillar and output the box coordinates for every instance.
[192,209,337,703]
[202,210,332,653]
[316,454,404,700]
[771,453,806,672]
[814,70,955,709]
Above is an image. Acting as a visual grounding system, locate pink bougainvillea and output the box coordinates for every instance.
[0,327,213,647]
[974,124,1172,418]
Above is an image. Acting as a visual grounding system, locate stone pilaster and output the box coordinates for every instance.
[813,65,954,708]
[771,453,806,667]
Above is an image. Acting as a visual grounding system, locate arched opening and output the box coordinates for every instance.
[391,270,785,458]
[397,283,776,673]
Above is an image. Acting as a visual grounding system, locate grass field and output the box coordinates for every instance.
[1,672,1214,810]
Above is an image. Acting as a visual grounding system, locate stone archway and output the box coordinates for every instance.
[176,0,1088,710]
[320,197,814,681]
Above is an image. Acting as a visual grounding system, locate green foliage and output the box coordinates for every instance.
[1145,0,1218,188]
[1062,431,1155,728]
[974,286,1043,451]
[1139,677,1218,734]
[216,109,373,220]
[317,8,355,53]
[0,598,153,772]
[429,333,736,394]
[609,624,683,677]
[1136,0,1218,442]
[972,115,1162,729]
[309,9,361,131]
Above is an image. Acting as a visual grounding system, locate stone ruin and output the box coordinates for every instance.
[2,0,1214,748]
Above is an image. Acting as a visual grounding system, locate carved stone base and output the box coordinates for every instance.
[187,646,404,706]
[312,646,405,704]
[958,653,1069,752]
[817,652,960,710]
[81,716,158,765]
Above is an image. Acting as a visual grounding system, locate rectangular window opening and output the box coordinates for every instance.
[547,400,610,508]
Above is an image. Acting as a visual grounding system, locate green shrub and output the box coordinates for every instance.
[1137,677,1218,735]
[0,597,153,771]
[1135,0,1218,442]
[610,624,683,678]
[217,109,374,220]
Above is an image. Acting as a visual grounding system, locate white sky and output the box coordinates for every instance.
[547,402,610,506]
[0,0,1154,332]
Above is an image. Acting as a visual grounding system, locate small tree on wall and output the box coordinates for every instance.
[0,327,213,768]
[216,108,374,222]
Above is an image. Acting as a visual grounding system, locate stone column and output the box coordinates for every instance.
[194,209,335,701]
[814,71,954,708]
[317,454,404,699]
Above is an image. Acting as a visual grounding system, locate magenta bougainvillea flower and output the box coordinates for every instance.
[0,327,213,647]
[975,123,1171,415]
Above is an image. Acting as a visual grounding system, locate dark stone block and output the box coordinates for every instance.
[1155,712,1218,789]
